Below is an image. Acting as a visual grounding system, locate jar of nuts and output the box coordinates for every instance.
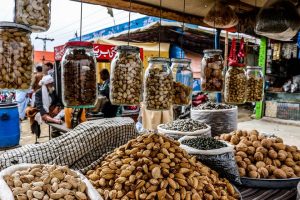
[201,49,224,92]
[15,0,51,32]
[171,58,193,105]
[110,45,143,105]
[61,41,97,108]
[144,57,173,110]
[0,22,33,90]
[225,66,247,104]
[246,66,264,102]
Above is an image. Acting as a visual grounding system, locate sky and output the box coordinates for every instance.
[0,0,144,51]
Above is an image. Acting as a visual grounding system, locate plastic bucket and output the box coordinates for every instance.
[0,103,20,148]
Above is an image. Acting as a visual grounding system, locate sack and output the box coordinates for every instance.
[157,124,211,140]
[191,107,238,137]
[204,1,238,29]
[255,0,300,41]
[0,163,102,200]
[179,136,241,184]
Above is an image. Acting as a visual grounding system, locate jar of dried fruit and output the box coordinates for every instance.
[0,22,33,90]
[201,49,224,92]
[15,0,51,32]
[110,45,143,105]
[171,58,193,105]
[144,57,173,110]
[224,66,247,104]
[246,66,264,102]
[61,41,97,108]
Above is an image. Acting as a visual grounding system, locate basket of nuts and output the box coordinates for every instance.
[0,164,102,200]
[218,130,300,188]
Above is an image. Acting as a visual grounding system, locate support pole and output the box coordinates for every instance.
[215,29,222,103]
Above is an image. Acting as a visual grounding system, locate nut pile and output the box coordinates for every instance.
[224,67,247,104]
[182,137,227,150]
[87,133,239,200]
[110,52,142,105]
[63,49,97,107]
[145,68,173,110]
[4,165,89,200]
[161,119,208,132]
[0,28,33,89]
[15,0,51,31]
[173,82,192,105]
[218,130,300,179]
[201,51,224,92]
[246,77,263,102]
[193,102,234,110]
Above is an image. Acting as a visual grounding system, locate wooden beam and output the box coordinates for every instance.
[71,0,208,27]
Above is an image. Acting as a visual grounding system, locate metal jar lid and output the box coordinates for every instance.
[117,45,140,52]
[0,22,32,33]
[148,57,170,63]
[171,58,191,63]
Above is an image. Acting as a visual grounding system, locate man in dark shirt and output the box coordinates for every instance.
[99,69,119,118]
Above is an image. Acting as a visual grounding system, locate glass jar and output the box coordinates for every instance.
[171,58,193,105]
[224,66,247,104]
[144,57,173,110]
[15,0,51,32]
[201,49,224,92]
[0,22,33,90]
[110,45,143,105]
[61,41,97,108]
[246,66,264,102]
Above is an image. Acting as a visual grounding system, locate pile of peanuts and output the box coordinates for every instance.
[246,77,263,102]
[110,52,142,105]
[87,133,240,200]
[173,81,192,105]
[15,0,51,31]
[0,28,33,89]
[4,164,89,200]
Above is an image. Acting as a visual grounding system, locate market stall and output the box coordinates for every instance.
[0,0,300,199]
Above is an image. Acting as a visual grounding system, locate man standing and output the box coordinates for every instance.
[45,62,54,78]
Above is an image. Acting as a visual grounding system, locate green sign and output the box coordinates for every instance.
[255,37,267,119]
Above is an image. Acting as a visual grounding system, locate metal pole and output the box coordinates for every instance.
[215,29,222,103]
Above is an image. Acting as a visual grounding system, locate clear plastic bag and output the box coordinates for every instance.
[179,136,241,184]
[191,107,238,136]
[255,0,300,41]
[203,1,239,29]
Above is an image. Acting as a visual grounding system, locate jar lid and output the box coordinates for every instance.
[246,66,262,70]
[171,58,191,63]
[203,49,222,54]
[0,22,32,33]
[65,41,93,48]
[148,57,170,62]
[117,45,140,51]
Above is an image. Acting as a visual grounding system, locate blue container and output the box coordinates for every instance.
[170,44,185,58]
[0,103,20,148]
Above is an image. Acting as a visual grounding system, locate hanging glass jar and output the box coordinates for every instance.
[246,66,264,102]
[224,66,247,104]
[110,45,143,105]
[61,41,97,108]
[15,0,51,32]
[171,58,193,105]
[144,57,173,110]
[0,22,33,90]
[200,49,224,92]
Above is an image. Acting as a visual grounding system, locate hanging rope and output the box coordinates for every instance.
[159,0,162,57]
[127,0,132,46]
[80,0,83,41]
[180,0,186,58]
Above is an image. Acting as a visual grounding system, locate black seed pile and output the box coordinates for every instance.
[193,102,234,110]
[182,137,226,150]
[161,119,208,132]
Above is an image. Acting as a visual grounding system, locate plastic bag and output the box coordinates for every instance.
[0,163,102,200]
[255,0,300,41]
[191,107,238,136]
[157,124,211,140]
[204,1,238,29]
[179,136,241,184]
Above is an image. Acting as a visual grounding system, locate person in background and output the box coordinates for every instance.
[30,65,44,106]
[98,69,119,118]
[15,90,30,121]
[64,108,87,129]
[45,62,54,78]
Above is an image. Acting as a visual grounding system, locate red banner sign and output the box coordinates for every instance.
[54,44,143,61]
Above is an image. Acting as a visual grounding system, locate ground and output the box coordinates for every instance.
[5,106,300,149]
